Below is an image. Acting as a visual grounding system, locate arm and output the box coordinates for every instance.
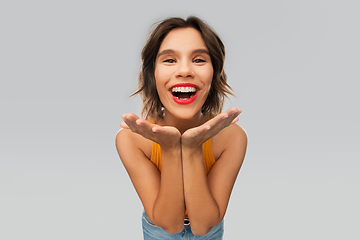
[116,114,185,233]
[154,144,185,233]
[181,108,247,235]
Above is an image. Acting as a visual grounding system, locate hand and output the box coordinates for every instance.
[181,107,242,149]
[121,113,181,150]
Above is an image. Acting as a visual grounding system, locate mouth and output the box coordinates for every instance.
[169,83,199,105]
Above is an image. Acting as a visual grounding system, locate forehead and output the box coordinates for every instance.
[158,27,208,52]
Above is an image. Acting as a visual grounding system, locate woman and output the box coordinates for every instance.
[116,16,247,239]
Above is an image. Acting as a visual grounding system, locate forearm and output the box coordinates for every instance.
[182,146,221,235]
[152,146,185,233]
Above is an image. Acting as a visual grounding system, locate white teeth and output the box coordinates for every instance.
[171,87,197,93]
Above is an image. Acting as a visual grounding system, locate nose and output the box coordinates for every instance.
[176,60,194,78]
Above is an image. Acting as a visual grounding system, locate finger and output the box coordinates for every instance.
[135,118,146,126]
[151,124,162,133]
[227,107,241,116]
[134,119,157,132]
[120,121,130,129]
[122,113,141,128]
[152,126,180,135]
[234,108,242,115]
[151,126,168,133]
[204,124,211,130]
[121,114,135,129]
[123,118,142,133]
[203,113,226,129]
[152,126,159,133]
[220,112,229,119]
[208,110,238,129]
[191,124,211,133]
[231,117,239,125]
[125,113,140,121]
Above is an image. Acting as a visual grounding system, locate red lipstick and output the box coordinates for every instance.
[169,83,199,105]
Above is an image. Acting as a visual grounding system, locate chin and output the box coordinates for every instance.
[166,108,202,120]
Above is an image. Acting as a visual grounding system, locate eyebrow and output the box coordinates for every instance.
[157,48,210,58]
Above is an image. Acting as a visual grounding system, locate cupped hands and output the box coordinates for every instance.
[121,107,241,150]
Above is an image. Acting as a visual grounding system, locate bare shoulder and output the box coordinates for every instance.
[212,123,248,160]
[221,123,247,140]
[115,128,152,162]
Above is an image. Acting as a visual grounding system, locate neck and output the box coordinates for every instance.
[159,110,207,135]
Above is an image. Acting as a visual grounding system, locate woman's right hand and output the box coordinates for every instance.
[121,113,181,150]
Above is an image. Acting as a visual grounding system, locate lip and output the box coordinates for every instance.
[169,83,200,105]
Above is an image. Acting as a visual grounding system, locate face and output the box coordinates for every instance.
[154,27,214,120]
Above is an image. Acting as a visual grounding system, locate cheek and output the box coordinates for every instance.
[202,67,213,97]
[154,66,170,85]
[203,67,214,87]
[154,69,163,92]
[154,68,160,84]
[154,67,169,102]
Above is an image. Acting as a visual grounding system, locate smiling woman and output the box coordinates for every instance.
[116,16,247,239]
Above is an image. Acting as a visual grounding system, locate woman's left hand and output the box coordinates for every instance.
[181,107,241,149]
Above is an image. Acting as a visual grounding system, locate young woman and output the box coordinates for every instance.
[116,16,247,239]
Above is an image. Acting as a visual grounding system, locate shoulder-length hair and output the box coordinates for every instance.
[132,16,234,121]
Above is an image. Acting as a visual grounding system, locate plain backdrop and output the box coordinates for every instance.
[1,0,359,239]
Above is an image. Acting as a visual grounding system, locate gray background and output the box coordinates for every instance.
[1,0,359,239]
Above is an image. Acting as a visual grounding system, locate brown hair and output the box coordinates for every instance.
[132,16,234,120]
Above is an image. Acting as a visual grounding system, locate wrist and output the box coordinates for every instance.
[161,144,182,156]
[181,136,204,150]
[181,144,203,159]
[159,137,181,152]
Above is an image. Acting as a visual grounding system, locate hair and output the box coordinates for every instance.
[132,16,234,121]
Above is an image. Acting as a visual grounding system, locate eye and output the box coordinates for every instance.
[193,58,206,63]
[163,59,176,63]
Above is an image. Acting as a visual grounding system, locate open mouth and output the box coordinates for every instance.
[171,86,197,99]
[169,84,199,105]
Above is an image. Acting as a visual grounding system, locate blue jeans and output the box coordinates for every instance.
[142,211,224,240]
